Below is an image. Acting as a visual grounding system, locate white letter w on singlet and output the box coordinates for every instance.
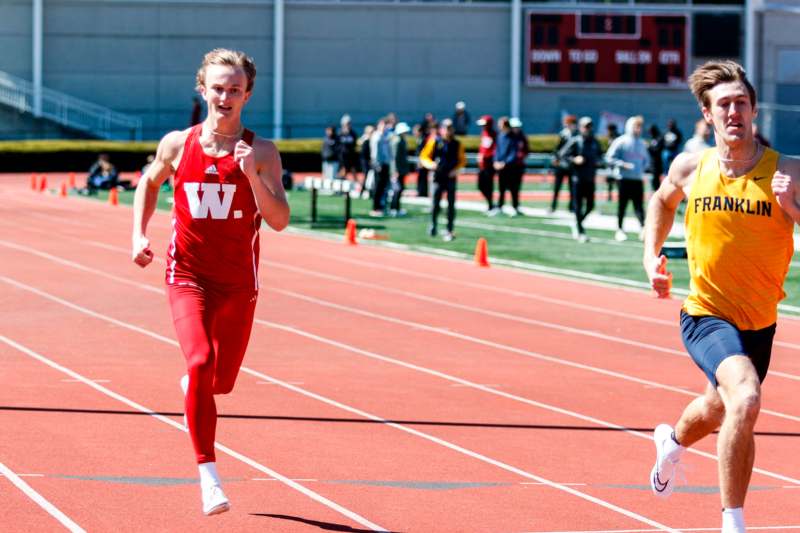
[183,183,237,219]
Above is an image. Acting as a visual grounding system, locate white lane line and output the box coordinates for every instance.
[0,334,389,533]
[0,280,677,531]
[4,244,800,454]
[255,319,800,487]
[269,259,800,369]
[237,367,680,532]
[271,288,800,425]
[0,461,85,532]
[11,231,800,426]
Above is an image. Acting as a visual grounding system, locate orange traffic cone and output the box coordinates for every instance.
[108,187,119,206]
[344,219,357,245]
[474,237,490,267]
[59,181,68,198]
[38,175,47,192]
[68,172,76,188]
[30,174,37,190]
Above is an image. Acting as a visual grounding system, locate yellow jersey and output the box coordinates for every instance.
[683,147,794,330]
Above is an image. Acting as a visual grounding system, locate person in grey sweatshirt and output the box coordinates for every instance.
[605,115,651,241]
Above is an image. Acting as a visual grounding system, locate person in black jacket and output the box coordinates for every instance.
[647,124,665,192]
[550,115,577,212]
[419,119,466,241]
[559,116,602,242]
[337,114,359,182]
[321,125,340,180]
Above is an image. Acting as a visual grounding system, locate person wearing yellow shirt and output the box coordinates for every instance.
[419,118,466,242]
[642,60,800,533]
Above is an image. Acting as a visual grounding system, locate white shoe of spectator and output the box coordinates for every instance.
[487,207,501,217]
[442,231,455,242]
[571,224,579,239]
[615,229,628,242]
[577,233,589,243]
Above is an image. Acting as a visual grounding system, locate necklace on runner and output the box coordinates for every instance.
[717,143,760,163]
[204,125,243,139]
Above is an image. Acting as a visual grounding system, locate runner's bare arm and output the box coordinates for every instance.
[235,136,290,231]
[773,155,800,224]
[131,130,186,267]
[642,151,700,295]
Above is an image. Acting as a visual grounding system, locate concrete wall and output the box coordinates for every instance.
[0,0,749,143]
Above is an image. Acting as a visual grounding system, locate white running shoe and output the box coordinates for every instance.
[180,375,189,428]
[614,229,628,242]
[650,423,683,499]
[202,484,230,516]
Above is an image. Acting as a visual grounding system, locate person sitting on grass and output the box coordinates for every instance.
[81,153,119,195]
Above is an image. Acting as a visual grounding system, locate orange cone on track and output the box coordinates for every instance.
[108,187,119,206]
[474,237,490,267]
[344,219,357,245]
[38,175,47,192]
[68,172,76,188]
[59,181,68,198]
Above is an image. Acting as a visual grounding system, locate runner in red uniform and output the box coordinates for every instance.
[131,49,289,516]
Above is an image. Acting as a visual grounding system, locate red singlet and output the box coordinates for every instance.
[166,124,262,290]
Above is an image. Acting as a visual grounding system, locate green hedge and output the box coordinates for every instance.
[0,135,566,172]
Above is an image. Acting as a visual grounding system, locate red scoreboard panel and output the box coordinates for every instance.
[526,11,689,87]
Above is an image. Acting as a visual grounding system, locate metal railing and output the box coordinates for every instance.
[0,70,142,140]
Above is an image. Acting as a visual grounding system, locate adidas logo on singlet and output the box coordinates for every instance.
[204,164,219,175]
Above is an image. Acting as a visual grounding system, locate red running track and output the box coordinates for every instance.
[2,175,800,532]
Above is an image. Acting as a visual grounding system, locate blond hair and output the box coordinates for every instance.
[688,60,756,109]
[196,48,256,92]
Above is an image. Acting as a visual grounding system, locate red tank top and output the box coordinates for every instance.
[166,125,262,290]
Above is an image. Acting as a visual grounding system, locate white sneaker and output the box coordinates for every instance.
[577,233,588,243]
[571,224,579,239]
[487,207,501,217]
[180,375,189,428]
[442,231,455,242]
[202,484,230,516]
[650,423,683,499]
[614,229,628,242]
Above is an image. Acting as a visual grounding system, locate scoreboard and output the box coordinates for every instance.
[526,11,689,87]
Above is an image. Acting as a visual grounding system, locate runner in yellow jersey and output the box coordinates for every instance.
[643,60,800,533]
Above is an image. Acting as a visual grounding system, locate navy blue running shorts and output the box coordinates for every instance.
[680,310,776,387]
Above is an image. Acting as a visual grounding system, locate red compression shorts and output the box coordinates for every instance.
[168,282,257,464]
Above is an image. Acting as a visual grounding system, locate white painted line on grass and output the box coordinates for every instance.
[0,460,85,532]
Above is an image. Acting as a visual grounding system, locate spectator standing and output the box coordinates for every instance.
[683,118,712,154]
[414,114,434,197]
[661,118,683,173]
[388,122,411,216]
[321,125,340,180]
[358,125,375,198]
[559,116,602,242]
[647,124,665,192]
[420,118,466,241]
[493,117,515,215]
[337,114,360,182]
[452,101,470,135]
[510,117,529,215]
[605,115,650,241]
[369,118,392,216]
[476,114,498,215]
[604,123,621,201]
[550,115,577,213]
[190,96,203,126]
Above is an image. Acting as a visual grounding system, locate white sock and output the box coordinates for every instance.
[664,430,685,461]
[198,462,221,489]
[722,507,745,532]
